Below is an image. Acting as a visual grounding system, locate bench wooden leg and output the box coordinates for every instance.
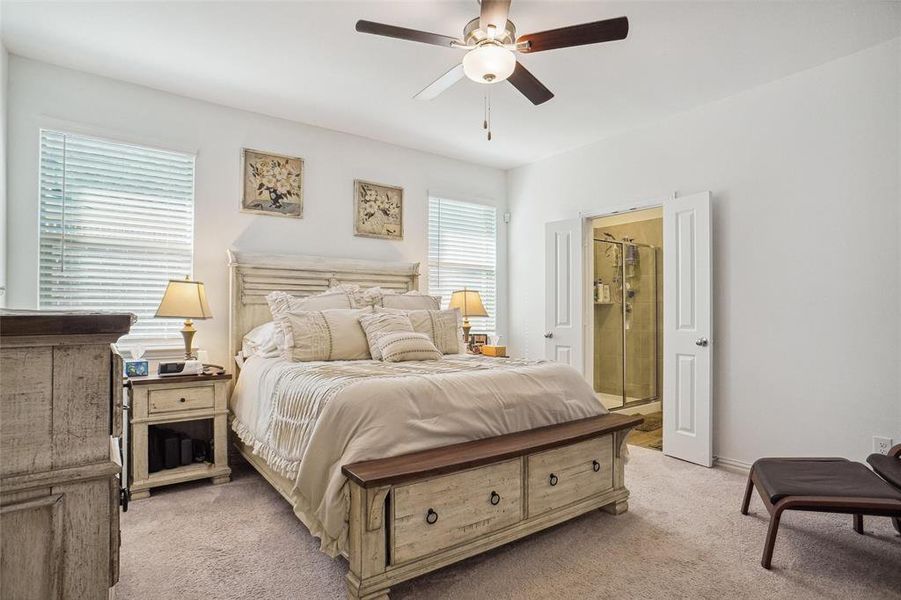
[853,514,863,534]
[761,509,782,569]
[740,471,754,515]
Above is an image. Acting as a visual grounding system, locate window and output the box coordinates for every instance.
[39,130,195,342]
[428,196,497,335]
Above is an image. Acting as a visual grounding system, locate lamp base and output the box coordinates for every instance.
[462,319,472,345]
[181,319,196,361]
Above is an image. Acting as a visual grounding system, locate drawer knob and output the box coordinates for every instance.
[549,473,558,487]
[489,491,501,506]
[179,397,187,403]
[592,460,601,472]
[425,508,438,525]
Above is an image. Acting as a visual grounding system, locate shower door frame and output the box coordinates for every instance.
[580,195,668,406]
[592,237,660,410]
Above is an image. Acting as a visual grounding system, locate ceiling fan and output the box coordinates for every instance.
[355,0,629,106]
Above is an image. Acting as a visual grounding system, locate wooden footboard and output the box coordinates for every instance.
[341,413,642,600]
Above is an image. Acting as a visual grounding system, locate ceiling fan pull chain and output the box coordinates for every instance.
[487,89,493,141]
[483,92,488,130]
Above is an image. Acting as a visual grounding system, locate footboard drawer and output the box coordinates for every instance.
[527,435,614,517]
[392,459,522,564]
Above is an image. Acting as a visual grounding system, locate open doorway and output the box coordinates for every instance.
[590,207,663,450]
[546,192,712,465]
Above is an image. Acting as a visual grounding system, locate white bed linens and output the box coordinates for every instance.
[230,354,608,557]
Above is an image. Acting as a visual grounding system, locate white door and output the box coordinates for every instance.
[544,219,584,370]
[663,192,713,466]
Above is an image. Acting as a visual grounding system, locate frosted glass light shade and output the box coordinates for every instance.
[462,44,515,84]
[155,278,212,319]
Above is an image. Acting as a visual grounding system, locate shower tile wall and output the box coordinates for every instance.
[593,218,663,404]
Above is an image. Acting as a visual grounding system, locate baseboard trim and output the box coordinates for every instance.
[713,456,752,474]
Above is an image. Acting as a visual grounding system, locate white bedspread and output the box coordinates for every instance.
[230,354,607,557]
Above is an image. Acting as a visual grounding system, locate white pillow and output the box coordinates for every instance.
[380,290,442,310]
[376,307,463,354]
[329,284,384,308]
[276,308,372,361]
[378,331,442,362]
[241,321,285,358]
[358,312,414,361]
[266,289,355,318]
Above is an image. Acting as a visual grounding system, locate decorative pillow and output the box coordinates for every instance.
[378,331,442,362]
[328,284,385,308]
[266,289,355,318]
[376,307,463,354]
[380,290,442,310]
[276,308,372,361]
[241,321,285,358]
[358,312,414,360]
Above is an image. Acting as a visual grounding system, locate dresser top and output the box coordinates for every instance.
[0,310,134,338]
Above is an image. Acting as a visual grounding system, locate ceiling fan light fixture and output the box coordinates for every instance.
[462,42,515,84]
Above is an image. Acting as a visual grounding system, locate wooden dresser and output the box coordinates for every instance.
[0,310,132,600]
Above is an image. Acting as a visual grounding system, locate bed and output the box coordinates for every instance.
[227,250,639,599]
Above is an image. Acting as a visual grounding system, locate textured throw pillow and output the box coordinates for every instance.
[380,290,442,310]
[376,307,463,354]
[266,289,355,318]
[276,308,372,361]
[328,284,385,308]
[358,312,415,360]
[378,331,442,362]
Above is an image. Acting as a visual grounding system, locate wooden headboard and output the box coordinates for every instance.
[227,250,420,362]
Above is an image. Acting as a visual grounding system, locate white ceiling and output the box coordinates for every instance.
[2,1,900,169]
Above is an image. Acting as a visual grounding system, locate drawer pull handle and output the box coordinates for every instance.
[549,473,558,487]
[490,491,501,506]
[592,460,601,472]
[425,508,438,525]
[179,397,187,403]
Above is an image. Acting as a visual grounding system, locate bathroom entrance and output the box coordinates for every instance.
[591,208,663,450]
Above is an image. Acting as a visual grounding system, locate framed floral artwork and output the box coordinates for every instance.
[241,149,304,218]
[354,179,403,240]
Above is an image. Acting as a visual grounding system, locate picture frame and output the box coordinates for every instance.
[241,148,304,218]
[354,179,403,240]
[469,333,489,353]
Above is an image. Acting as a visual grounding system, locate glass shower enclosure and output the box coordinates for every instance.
[593,238,660,410]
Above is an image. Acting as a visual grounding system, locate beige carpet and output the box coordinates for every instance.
[119,447,901,599]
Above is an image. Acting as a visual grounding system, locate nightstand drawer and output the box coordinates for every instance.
[148,385,215,413]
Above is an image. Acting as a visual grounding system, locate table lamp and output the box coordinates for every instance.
[155,277,212,360]
[448,288,488,344]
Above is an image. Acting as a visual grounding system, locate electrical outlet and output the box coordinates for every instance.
[873,436,893,455]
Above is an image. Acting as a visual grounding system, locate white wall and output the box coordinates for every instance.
[6,57,507,365]
[0,43,7,307]
[508,39,901,464]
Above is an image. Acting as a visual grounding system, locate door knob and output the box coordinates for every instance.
[695,337,709,347]
[544,332,554,339]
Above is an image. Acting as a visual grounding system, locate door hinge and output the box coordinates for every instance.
[503,211,511,224]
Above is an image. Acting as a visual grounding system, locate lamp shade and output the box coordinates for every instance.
[155,278,212,320]
[448,289,488,318]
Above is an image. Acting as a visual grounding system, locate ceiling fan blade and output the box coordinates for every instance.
[479,0,512,34]
[507,61,553,105]
[517,16,628,53]
[355,20,463,48]
[414,64,465,100]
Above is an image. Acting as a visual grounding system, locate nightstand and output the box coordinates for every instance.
[126,372,232,499]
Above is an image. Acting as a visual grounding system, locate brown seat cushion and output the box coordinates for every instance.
[752,458,901,503]
[867,454,901,491]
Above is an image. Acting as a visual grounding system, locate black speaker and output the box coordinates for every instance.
[162,431,180,469]
[148,427,163,473]
[180,436,193,466]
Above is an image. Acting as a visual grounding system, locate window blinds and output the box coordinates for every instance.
[39,130,196,341]
[428,196,497,335]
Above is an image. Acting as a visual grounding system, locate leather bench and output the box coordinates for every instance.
[741,449,901,569]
